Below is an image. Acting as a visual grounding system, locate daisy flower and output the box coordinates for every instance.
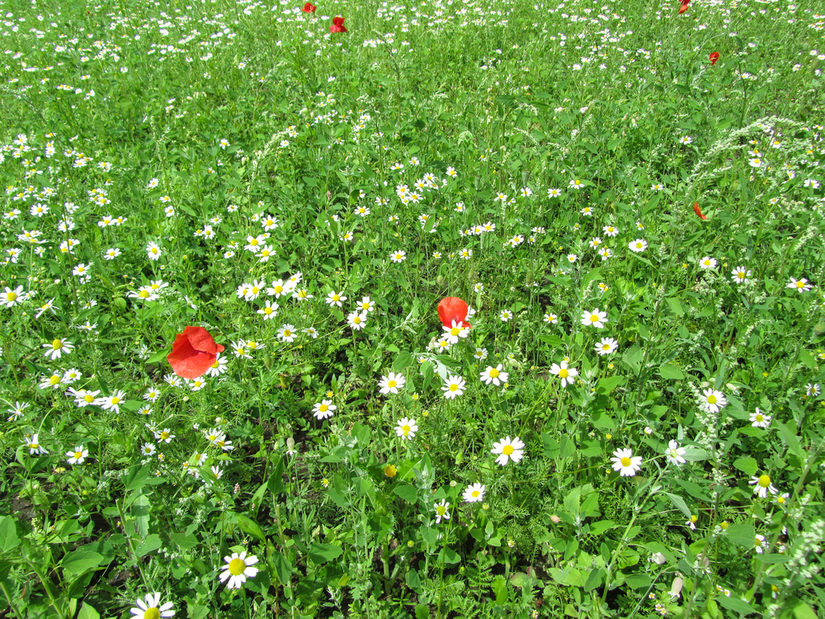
[480,364,508,386]
[581,308,608,329]
[219,551,259,589]
[499,309,513,322]
[434,499,450,524]
[277,324,297,342]
[313,400,336,420]
[42,338,74,361]
[698,256,717,270]
[730,266,751,284]
[611,448,642,477]
[390,250,407,263]
[325,290,347,307]
[786,277,812,293]
[594,337,618,356]
[129,592,175,618]
[664,440,686,466]
[442,375,466,399]
[442,320,470,344]
[25,433,48,455]
[347,311,368,331]
[750,408,771,428]
[749,473,778,498]
[379,372,406,395]
[491,436,524,466]
[698,388,727,414]
[549,360,578,388]
[628,239,648,253]
[463,483,486,503]
[395,417,418,440]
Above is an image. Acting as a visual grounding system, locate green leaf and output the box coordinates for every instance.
[439,547,461,565]
[584,568,604,592]
[791,601,819,619]
[665,492,692,519]
[146,348,170,364]
[776,421,804,461]
[732,456,758,477]
[725,522,755,548]
[658,364,685,380]
[308,542,342,563]
[596,375,625,394]
[61,549,104,580]
[0,516,19,552]
[77,602,101,619]
[622,346,643,373]
[135,534,162,557]
[393,484,418,503]
[717,594,756,616]
[232,513,266,542]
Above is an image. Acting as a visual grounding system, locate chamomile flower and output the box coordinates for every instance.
[628,239,648,253]
[698,389,727,414]
[434,499,450,524]
[219,552,259,590]
[42,338,74,360]
[594,337,618,356]
[390,250,407,263]
[395,417,418,440]
[379,372,406,395]
[499,309,513,322]
[66,445,89,465]
[491,436,524,466]
[25,433,48,455]
[731,266,752,284]
[480,364,508,386]
[750,408,771,428]
[277,324,297,342]
[550,360,578,388]
[749,473,778,498]
[347,311,368,331]
[463,483,486,503]
[664,440,686,466]
[442,375,466,399]
[611,448,642,477]
[787,277,812,293]
[312,400,336,420]
[129,592,175,618]
[146,241,161,261]
[442,320,470,344]
[325,290,347,307]
[581,308,608,329]
[698,256,717,270]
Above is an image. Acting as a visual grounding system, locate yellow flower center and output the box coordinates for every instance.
[138,290,149,298]
[319,404,328,412]
[402,425,411,435]
[755,414,764,422]
[160,431,169,440]
[796,281,805,288]
[758,474,771,488]
[52,339,62,349]
[738,272,745,279]
[472,490,480,498]
[283,329,292,336]
[436,505,446,515]
[228,558,246,576]
[143,608,161,619]
[388,380,397,388]
[7,292,17,301]
[707,395,717,404]
[620,457,631,467]
[754,537,762,547]
[274,285,283,293]
[449,384,458,391]
[352,318,360,325]
[559,369,569,379]
[590,314,599,322]
[30,442,39,449]
[332,294,339,301]
[362,303,369,310]
[450,327,460,336]
[502,445,514,456]
[84,394,94,402]
[74,451,83,459]
[489,368,499,378]
[111,397,121,405]
[49,375,60,385]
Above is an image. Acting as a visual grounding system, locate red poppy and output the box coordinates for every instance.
[437,297,470,329]
[709,52,720,65]
[302,2,316,12]
[678,0,690,14]
[693,202,707,220]
[330,16,347,32]
[167,326,225,379]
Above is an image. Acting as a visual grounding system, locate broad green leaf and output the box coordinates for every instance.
[717,594,756,616]
[308,542,342,563]
[732,456,758,477]
[658,364,685,380]
[0,516,19,552]
[393,484,418,503]
[596,375,626,394]
[135,534,162,557]
[665,492,692,519]
[61,550,104,579]
[725,522,755,548]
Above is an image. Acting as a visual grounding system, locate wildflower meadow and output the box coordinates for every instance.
[2,0,825,616]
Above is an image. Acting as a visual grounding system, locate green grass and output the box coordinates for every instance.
[1,0,824,617]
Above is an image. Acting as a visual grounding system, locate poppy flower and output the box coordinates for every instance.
[693,202,707,220]
[167,326,225,379]
[302,2,316,12]
[678,0,690,14]
[330,16,347,33]
[438,297,470,329]
[709,52,720,65]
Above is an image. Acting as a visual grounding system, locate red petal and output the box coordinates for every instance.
[437,297,469,328]
[167,327,223,379]
[693,202,707,220]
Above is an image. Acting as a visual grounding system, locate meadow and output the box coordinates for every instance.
[1,0,824,616]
